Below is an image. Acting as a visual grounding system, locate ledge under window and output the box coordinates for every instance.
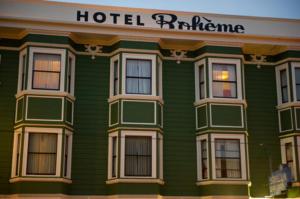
[9,177,72,184]
[106,178,164,185]
[196,180,249,186]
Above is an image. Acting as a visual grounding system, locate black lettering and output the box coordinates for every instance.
[178,21,191,30]
[205,23,215,31]
[77,10,88,22]
[124,14,133,25]
[235,25,245,33]
[137,15,145,26]
[216,24,234,32]
[93,12,106,23]
[152,13,177,29]
[110,13,120,24]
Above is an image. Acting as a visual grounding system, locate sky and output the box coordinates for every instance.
[52,0,300,20]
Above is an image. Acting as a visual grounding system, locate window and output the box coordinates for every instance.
[110,55,120,97]
[125,136,152,176]
[26,133,58,175]
[63,130,73,178]
[211,134,247,180]
[17,49,27,91]
[280,69,288,103]
[32,53,61,90]
[291,63,300,102]
[113,60,119,95]
[295,68,300,101]
[66,52,75,95]
[285,142,294,178]
[215,139,241,178]
[199,65,205,99]
[212,64,237,98]
[201,140,208,179]
[121,53,157,96]
[195,59,206,101]
[11,130,22,177]
[280,137,296,181]
[208,58,242,100]
[126,59,152,95]
[196,134,209,181]
[276,63,290,104]
[112,137,117,178]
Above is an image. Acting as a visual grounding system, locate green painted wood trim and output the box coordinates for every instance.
[197,105,207,129]
[122,101,155,124]
[65,99,73,124]
[110,101,119,126]
[16,97,24,122]
[210,104,243,127]
[279,109,293,132]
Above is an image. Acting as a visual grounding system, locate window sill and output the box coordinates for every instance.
[277,101,300,109]
[15,90,75,101]
[108,95,164,104]
[106,178,164,185]
[194,98,247,107]
[9,177,72,184]
[196,180,249,186]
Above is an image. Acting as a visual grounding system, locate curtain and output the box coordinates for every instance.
[215,139,241,178]
[212,64,236,98]
[125,136,152,176]
[32,53,61,90]
[126,59,151,94]
[27,133,57,175]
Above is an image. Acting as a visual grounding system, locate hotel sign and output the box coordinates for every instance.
[76,11,245,34]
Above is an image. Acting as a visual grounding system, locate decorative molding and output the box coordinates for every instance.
[170,49,187,64]
[106,178,164,185]
[9,177,72,184]
[250,54,267,69]
[196,180,249,186]
[84,44,103,59]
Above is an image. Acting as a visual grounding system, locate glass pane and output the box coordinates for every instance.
[125,136,152,176]
[138,79,151,94]
[297,85,300,101]
[295,68,300,84]
[212,64,236,81]
[126,78,139,94]
[282,87,288,103]
[199,65,204,82]
[280,69,287,87]
[27,133,57,175]
[212,82,237,98]
[33,53,61,72]
[33,72,60,89]
[286,143,293,161]
[200,84,205,99]
[126,59,151,78]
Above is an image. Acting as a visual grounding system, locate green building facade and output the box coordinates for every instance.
[1,0,300,198]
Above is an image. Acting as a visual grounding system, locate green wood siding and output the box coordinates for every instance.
[210,104,243,127]
[27,97,62,120]
[279,109,293,131]
[122,101,155,124]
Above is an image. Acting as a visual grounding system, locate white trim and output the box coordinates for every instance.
[106,178,164,185]
[209,103,244,128]
[196,180,249,186]
[208,58,242,100]
[120,130,157,179]
[66,51,76,95]
[9,177,72,184]
[295,107,300,130]
[15,96,24,123]
[109,101,119,127]
[25,95,64,121]
[22,127,63,177]
[121,100,156,125]
[121,53,157,96]
[64,129,73,179]
[210,134,247,181]
[107,131,119,180]
[196,134,209,181]
[196,104,208,130]
[278,107,294,133]
[291,62,300,102]
[108,94,163,104]
[11,129,22,178]
[157,57,163,99]
[297,136,300,180]
[27,47,66,92]
[17,49,27,92]
[14,123,74,131]
[65,98,74,125]
[159,103,163,128]
[275,63,291,105]
[194,98,247,107]
[158,133,163,180]
[195,59,206,101]
[15,90,76,101]
[280,137,297,181]
[109,54,120,97]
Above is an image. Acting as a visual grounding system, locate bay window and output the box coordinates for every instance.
[275,63,290,104]
[291,62,300,102]
[280,137,297,181]
[280,69,288,103]
[295,68,300,101]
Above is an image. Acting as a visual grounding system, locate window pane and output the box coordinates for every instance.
[200,84,205,99]
[201,140,207,179]
[215,139,241,178]
[199,65,205,99]
[33,53,61,90]
[67,57,72,93]
[125,136,152,176]
[126,59,151,94]
[64,135,69,177]
[112,137,117,178]
[297,85,300,101]
[282,87,288,103]
[27,133,57,175]
[212,64,236,81]
[212,82,237,98]
[21,54,26,90]
[113,60,118,95]
[295,68,300,84]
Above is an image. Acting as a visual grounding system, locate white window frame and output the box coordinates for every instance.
[280,137,297,181]
[22,127,63,177]
[208,58,242,100]
[196,134,209,181]
[63,129,73,179]
[109,54,120,97]
[66,52,76,95]
[211,134,247,180]
[276,63,290,105]
[157,56,163,98]
[195,59,206,102]
[291,62,300,102]
[158,133,163,180]
[107,131,119,180]
[27,47,66,92]
[11,129,22,178]
[122,53,157,96]
[17,49,27,92]
[120,130,157,178]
